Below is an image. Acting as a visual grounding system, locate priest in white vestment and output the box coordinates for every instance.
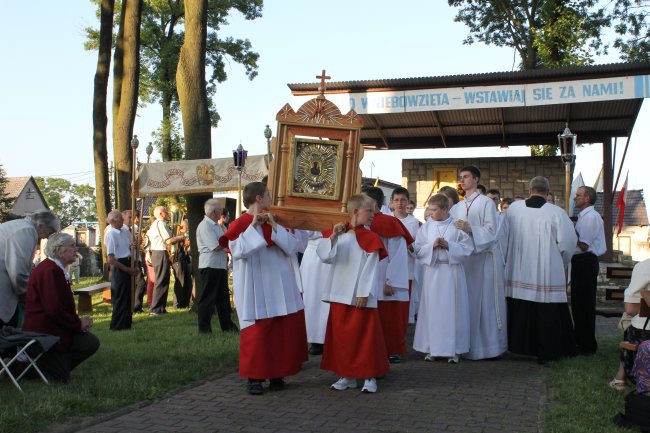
[450,166,508,360]
[501,176,578,361]
[414,194,473,362]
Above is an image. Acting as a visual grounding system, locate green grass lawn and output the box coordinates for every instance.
[0,277,239,433]
[544,337,638,433]
[0,276,642,432]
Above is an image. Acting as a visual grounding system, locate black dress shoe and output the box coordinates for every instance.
[247,380,263,395]
[269,378,285,391]
[309,343,323,355]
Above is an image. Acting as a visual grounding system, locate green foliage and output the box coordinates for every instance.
[0,164,11,222]
[34,177,98,227]
[530,144,559,156]
[151,112,185,160]
[612,0,650,62]
[85,0,263,161]
[447,0,609,70]
[0,287,239,433]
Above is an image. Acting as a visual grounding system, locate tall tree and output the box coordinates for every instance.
[612,0,650,61]
[0,164,11,222]
[92,0,115,258]
[139,0,261,161]
[177,0,212,302]
[112,0,142,210]
[448,1,608,70]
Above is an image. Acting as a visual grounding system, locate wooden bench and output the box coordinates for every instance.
[596,265,634,317]
[73,282,111,314]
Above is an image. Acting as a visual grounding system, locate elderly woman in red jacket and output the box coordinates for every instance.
[22,232,100,382]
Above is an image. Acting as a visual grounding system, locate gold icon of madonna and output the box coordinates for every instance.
[289,138,343,200]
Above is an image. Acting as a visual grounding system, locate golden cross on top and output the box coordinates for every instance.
[316,69,331,98]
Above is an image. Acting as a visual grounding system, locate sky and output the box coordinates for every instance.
[1,1,647,197]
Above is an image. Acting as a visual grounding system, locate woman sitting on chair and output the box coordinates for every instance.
[22,232,100,382]
[610,259,650,391]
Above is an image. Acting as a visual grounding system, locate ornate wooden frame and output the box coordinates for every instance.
[267,89,364,231]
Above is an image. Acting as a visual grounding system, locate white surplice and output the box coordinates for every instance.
[316,232,381,307]
[229,223,304,329]
[397,214,421,323]
[299,231,331,344]
[501,200,577,303]
[376,235,410,302]
[450,192,508,359]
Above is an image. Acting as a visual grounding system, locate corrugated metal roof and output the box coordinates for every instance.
[289,62,650,92]
[288,63,648,151]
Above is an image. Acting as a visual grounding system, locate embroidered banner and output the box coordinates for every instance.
[137,155,268,197]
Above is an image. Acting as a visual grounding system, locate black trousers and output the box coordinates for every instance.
[37,332,100,382]
[150,250,170,314]
[110,258,133,330]
[132,260,147,312]
[172,251,193,309]
[571,253,599,353]
[198,267,237,332]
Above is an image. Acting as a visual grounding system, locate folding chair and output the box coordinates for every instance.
[0,326,59,392]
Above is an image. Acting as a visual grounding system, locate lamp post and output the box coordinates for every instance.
[130,134,139,309]
[146,142,153,163]
[264,124,273,164]
[558,124,577,214]
[233,143,248,217]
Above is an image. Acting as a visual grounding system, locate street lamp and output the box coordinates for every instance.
[264,124,273,164]
[130,134,139,309]
[146,142,153,163]
[557,123,577,214]
[233,143,248,217]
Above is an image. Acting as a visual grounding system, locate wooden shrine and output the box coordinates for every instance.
[268,71,364,231]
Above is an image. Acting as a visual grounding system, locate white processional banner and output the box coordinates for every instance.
[136,155,268,197]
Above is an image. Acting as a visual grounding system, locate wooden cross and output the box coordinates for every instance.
[316,69,331,98]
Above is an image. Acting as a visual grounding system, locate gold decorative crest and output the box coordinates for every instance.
[196,164,216,185]
[288,138,343,200]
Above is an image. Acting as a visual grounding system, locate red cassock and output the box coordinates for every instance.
[239,310,308,379]
[221,212,308,380]
[371,212,414,356]
[321,303,389,378]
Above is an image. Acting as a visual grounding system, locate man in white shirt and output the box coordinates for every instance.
[106,210,136,330]
[502,177,578,362]
[196,199,238,333]
[0,210,60,327]
[146,206,184,315]
[450,165,508,360]
[571,186,606,354]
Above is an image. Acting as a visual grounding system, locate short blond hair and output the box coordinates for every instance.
[428,194,450,210]
[348,193,373,214]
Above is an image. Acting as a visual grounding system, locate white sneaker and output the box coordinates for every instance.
[361,378,377,393]
[424,354,435,362]
[330,377,357,390]
[448,356,459,364]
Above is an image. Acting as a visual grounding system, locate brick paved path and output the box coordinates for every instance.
[52,324,556,433]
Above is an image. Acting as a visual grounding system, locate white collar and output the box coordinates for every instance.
[49,257,71,282]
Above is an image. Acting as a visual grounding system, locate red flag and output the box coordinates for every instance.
[616,172,629,237]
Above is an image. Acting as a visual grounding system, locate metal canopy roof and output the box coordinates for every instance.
[288,62,650,150]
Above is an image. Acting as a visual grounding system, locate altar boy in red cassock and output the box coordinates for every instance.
[219,182,308,395]
[317,193,389,393]
[365,187,414,364]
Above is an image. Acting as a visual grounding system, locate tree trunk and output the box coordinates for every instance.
[161,88,173,161]
[177,0,211,306]
[93,0,115,268]
[112,0,142,210]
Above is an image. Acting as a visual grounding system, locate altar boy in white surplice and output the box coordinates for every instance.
[413,194,473,363]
